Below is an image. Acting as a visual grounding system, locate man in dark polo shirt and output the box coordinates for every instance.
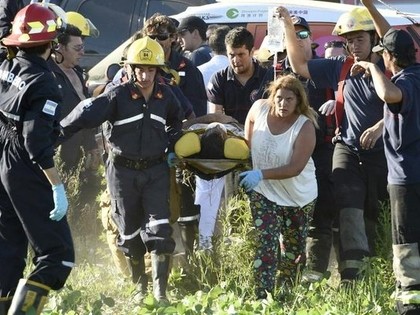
[206,27,270,218]
[207,26,270,124]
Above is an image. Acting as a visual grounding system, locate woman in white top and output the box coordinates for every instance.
[239,75,318,299]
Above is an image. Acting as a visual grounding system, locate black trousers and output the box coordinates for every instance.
[0,138,74,297]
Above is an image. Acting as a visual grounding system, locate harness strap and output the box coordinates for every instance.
[334,56,354,134]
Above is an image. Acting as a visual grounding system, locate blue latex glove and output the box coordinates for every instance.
[167,152,177,168]
[50,184,69,221]
[239,170,263,192]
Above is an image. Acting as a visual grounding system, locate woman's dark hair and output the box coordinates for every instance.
[199,125,228,159]
[57,24,82,45]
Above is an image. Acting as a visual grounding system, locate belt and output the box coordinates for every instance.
[110,152,166,170]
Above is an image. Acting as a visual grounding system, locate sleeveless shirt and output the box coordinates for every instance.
[251,102,317,207]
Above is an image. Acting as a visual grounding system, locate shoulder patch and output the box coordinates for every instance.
[42,100,58,116]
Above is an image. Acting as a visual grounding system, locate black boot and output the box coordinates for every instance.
[128,257,148,297]
[151,253,171,302]
[0,297,12,315]
[7,279,50,315]
[303,230,333,283]
[179,224,197,259]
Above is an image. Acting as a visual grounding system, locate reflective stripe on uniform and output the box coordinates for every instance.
[0,109,20,121]
[150,113,166,125]
[395,290,420,305]
[146,218,170,228]
[177,214,200,223]
[61,260,75,268]
[114,113,144,126]
[120,227,141,240]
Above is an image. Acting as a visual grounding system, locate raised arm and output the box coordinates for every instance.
[276,6,311,79]
[361,0,391,37]
[351,61,402,103]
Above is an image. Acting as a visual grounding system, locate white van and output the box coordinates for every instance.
[87,0,420,87]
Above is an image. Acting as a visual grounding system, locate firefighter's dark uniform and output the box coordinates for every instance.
[60,79,183,296]
[166,49,208,257]
[167,49,207,118]
[0,51,75,299]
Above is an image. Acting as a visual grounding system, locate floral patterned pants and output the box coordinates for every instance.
[249,190,315,299]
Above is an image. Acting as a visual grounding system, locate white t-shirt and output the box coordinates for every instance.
[251,102,317,207]
[198,55,229,87]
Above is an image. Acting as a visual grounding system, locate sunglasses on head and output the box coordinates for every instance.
[295,30,311,40]
[148,34,170,41]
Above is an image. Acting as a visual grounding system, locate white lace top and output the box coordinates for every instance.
[251,103,317,207]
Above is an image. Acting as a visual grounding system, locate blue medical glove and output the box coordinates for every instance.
[50,183,69,221]
[239,170,263,192]
[167,152,177,168]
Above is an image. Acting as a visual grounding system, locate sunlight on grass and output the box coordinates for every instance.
[41,182,398,314]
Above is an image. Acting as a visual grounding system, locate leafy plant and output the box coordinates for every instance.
[40,180,398,315]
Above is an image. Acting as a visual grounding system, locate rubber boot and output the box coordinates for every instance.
[151,253,171,302]
[304,230,333,283]
[179,224,197,259]
[7,279,50,315]
[128,257,148,299]
[0,297,12,315]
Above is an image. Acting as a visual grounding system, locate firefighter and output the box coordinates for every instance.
[60,36,184,302]
[64,11,99,39]
[0,3,75,314]
[277,6,388,283]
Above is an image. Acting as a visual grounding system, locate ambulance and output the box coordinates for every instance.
[87,0,420,87]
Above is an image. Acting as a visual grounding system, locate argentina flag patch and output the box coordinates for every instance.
[42,100,58,116]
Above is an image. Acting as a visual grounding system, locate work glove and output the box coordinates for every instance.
[167,152,177,168]
[318,100,336,116]
[239,170,263,192]
[50,183,69,221]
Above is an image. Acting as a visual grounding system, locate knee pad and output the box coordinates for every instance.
[340,208,369,252]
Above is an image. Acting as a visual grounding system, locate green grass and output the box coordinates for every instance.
[34,190,398,315]
[34,158,398,314]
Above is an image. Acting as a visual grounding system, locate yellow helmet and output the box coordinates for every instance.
[332,7,375,36]
[65,11,99,37]
[125,37,165,66]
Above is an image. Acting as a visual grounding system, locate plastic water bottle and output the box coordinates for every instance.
[267,7,285,53]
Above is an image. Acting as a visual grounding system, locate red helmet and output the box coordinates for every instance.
[2,3,59,47]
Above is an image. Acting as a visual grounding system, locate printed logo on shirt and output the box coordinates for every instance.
[0,69,26,90]
[250,89,259,102]
[42,100,58,116]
